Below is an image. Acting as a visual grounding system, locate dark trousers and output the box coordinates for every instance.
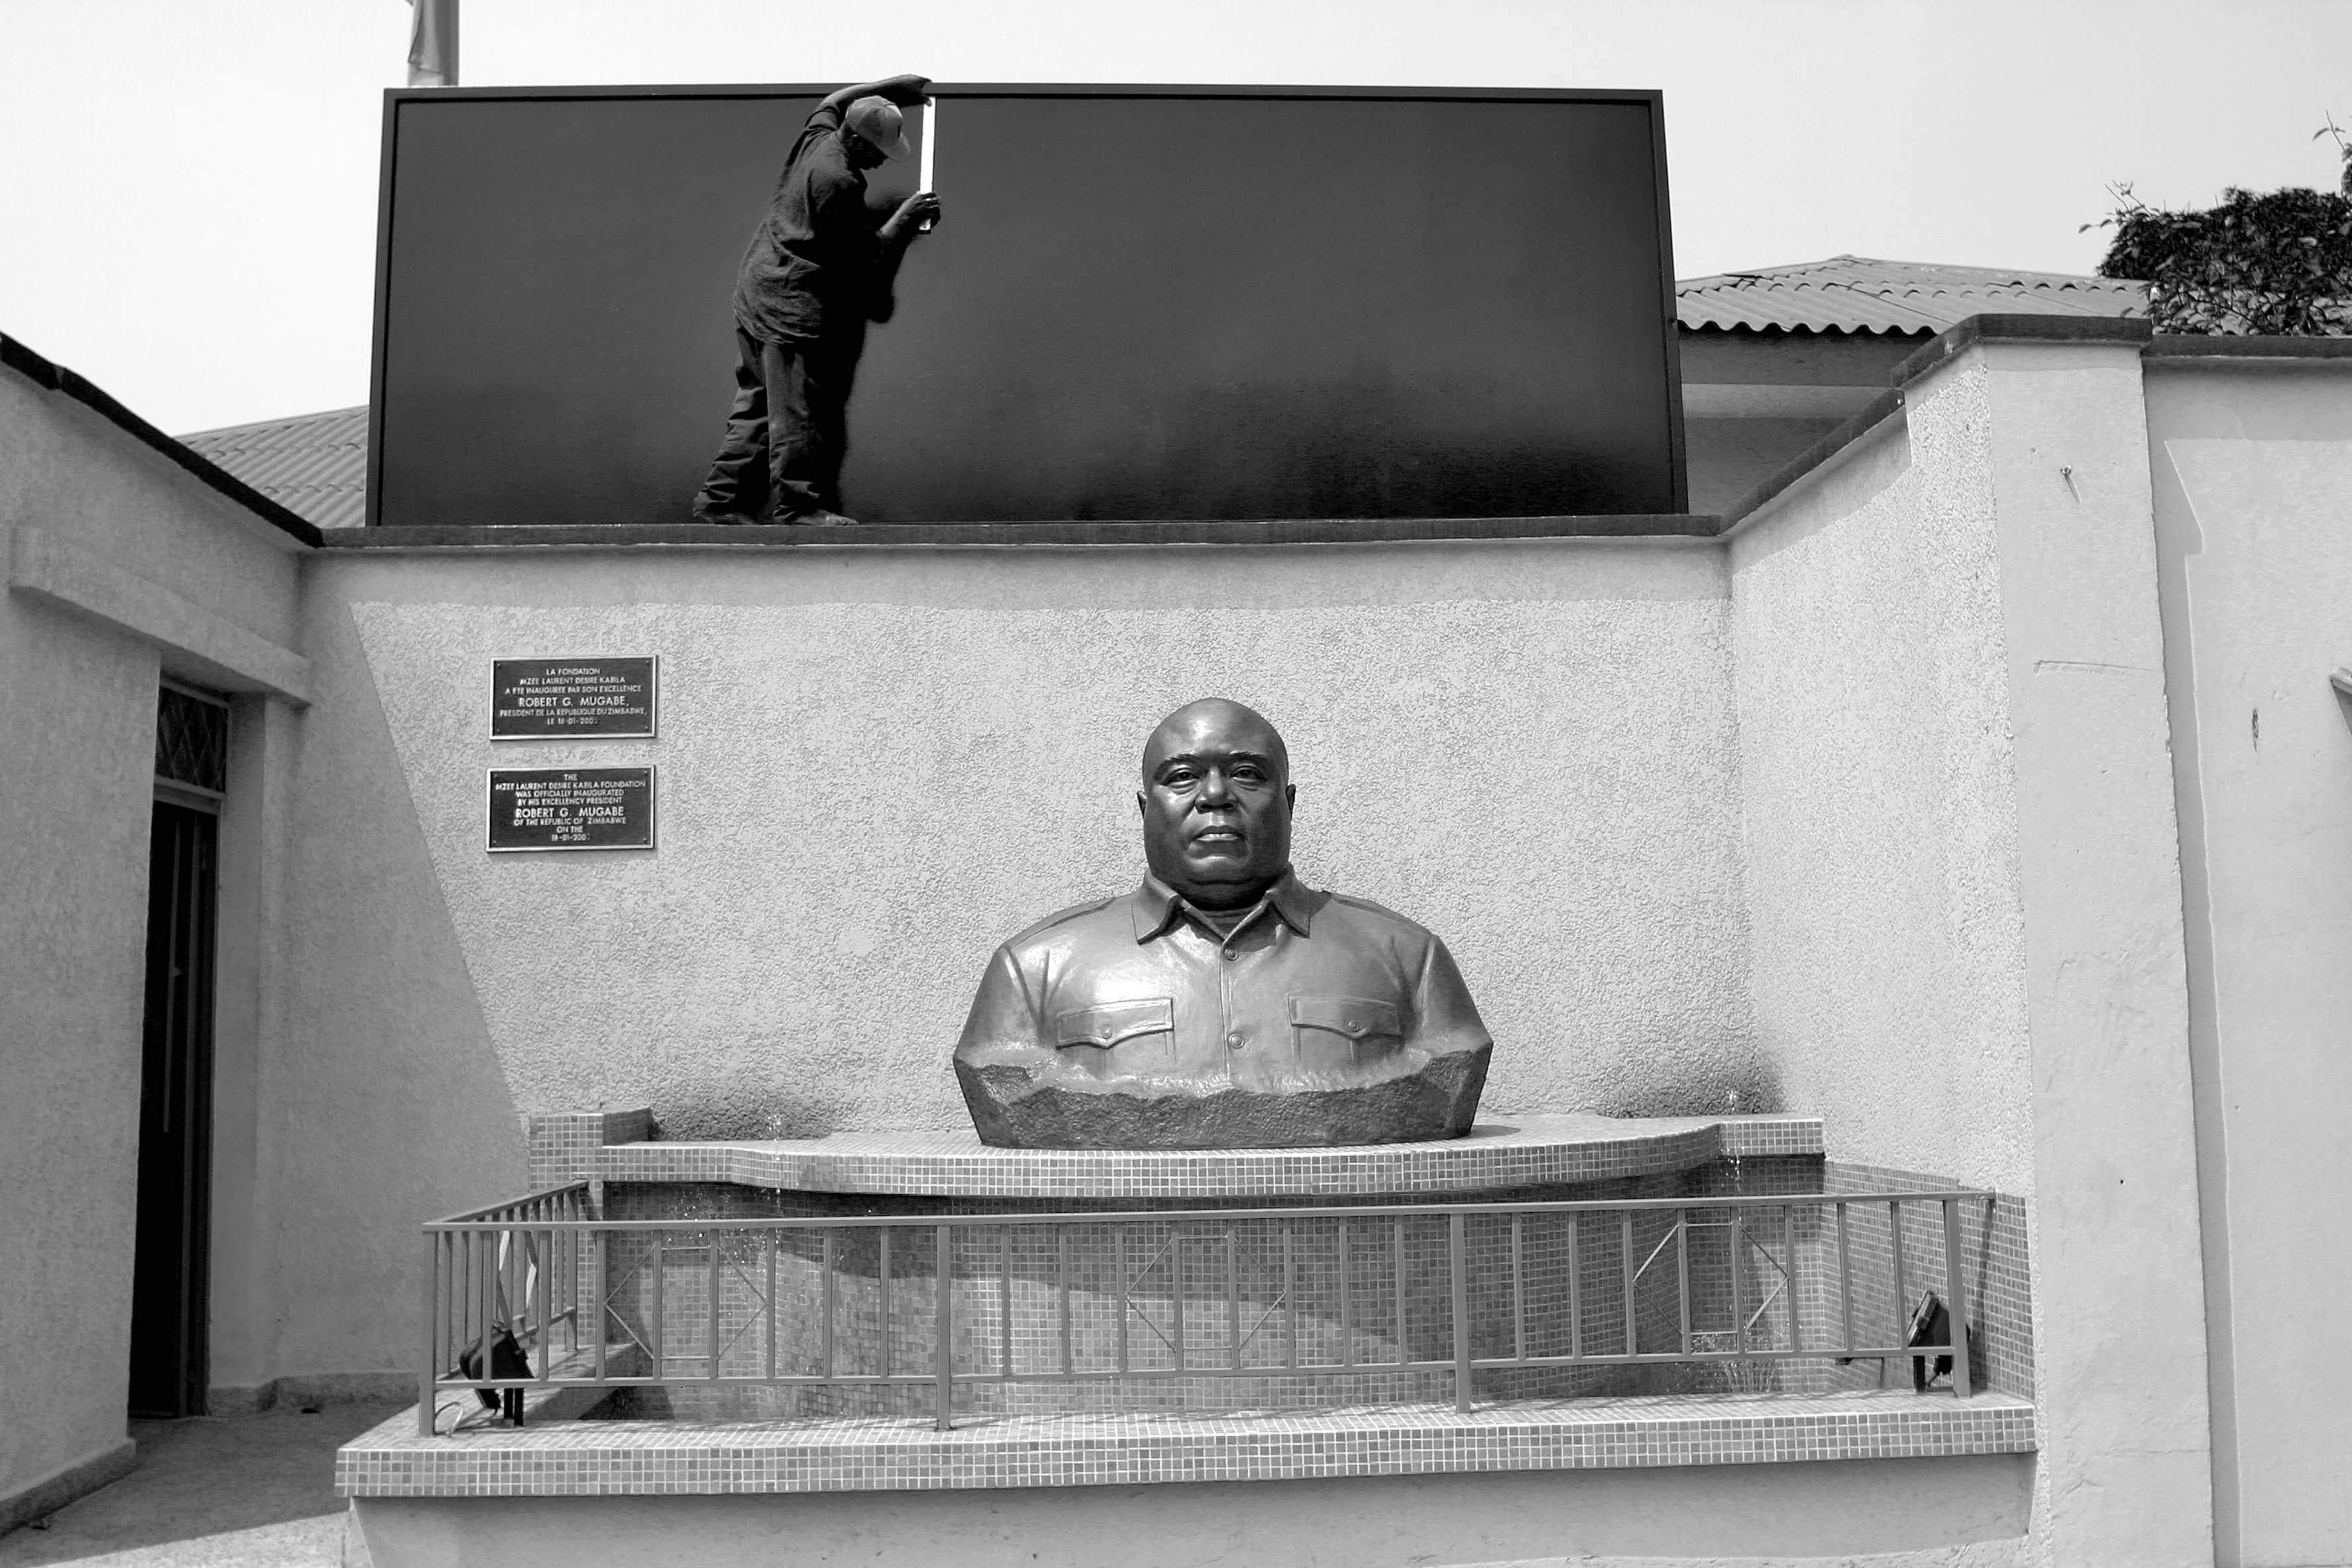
[694,326,864,519]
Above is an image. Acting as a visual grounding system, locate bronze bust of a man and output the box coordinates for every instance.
[954,699,1492,1148]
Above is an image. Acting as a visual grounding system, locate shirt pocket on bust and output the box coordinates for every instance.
[1054,997,1176,1077]
[1289,995,1405,1073]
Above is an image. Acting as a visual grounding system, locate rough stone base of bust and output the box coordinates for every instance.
[956,1050,1490,1148]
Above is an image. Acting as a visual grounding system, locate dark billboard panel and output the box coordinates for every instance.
[370,86,1683,526]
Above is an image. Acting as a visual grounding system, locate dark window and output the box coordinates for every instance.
[155,685,228,795]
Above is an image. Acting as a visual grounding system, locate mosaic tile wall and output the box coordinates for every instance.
[529,1108,654,1192]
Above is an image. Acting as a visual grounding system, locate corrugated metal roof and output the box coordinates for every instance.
[176,405,368,530]
[1678,255,2147,334]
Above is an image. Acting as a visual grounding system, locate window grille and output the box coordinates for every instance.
[155,684,229,795]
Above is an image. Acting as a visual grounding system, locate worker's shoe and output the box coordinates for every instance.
[784,509,861,527]
[690,509,762,526]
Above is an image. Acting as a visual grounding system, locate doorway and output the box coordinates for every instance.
[129,684,227,1418]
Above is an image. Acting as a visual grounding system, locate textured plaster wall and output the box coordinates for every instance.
[1731,340,2214,1568]
[2146,361,2352,1568]
[1729,387,2033,1196]
[0,371,299,1502]
[300,540,1760,1155]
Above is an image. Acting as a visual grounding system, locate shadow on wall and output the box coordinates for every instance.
[1597,1059,1785,1121]
[650,1087,859,1142]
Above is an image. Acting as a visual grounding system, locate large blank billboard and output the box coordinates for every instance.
[369,85,1684,526]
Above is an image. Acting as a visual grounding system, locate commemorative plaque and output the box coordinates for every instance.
[487,767,656,852]
[491,657,657,739]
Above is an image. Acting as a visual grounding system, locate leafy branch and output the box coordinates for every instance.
[2084,119,2352,336]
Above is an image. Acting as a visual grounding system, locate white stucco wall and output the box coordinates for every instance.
[2146,358,2352,1568]
[264,537,1764,1377]
[299,540,1761,1129]
[1729,381,2033,1196]
[0,366,304,1508]
[1731,337,2215,1568]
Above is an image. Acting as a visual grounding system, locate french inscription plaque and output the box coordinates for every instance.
[491,657,657,739]
[487,767,656,852]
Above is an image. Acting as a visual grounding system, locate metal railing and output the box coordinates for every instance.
[419,1187,1988,1435]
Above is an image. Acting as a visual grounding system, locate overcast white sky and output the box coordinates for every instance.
[3,0,2347,433]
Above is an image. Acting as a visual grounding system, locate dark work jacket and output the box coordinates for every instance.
[730,104,900,344]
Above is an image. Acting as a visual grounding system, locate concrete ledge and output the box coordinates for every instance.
[339,1388,2032,1498]
[586,1113,1825,1201]
[316,515,1724,550]
[2144,333,2352,362]
[1890,313,2154,390]
[353,1449,2037,1568]
[0,1438,135,1536]
[7,524,312,703]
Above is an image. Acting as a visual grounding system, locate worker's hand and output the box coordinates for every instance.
[882,192,941,240]
[878,74,932,106]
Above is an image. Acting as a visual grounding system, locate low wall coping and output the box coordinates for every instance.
[337,1387,2034,1497]
[586,1113,1824,1200]
[313,515,1725,550]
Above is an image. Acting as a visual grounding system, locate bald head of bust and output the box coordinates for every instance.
[1137,699,1296,910]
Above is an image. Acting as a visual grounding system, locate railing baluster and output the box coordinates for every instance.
[1284,1221,1298,1370]
[1730,1210,1747,1366]
[417,1234,439,1436]
[480,1230,499,1403]
[1511,1214,1526,1362]
[1620,1213,1635,1358]
[1566,1214,1581,1360]
[537,1227,553,1383]
[592,1228,607,1383]
[1172,1226,1187,1373]
[1393,1215,1409,1368]
[1450,1211,1471,1413]
[1786,1205,1801,1355]
[1058,1228,1072,1376]
[1339,1219,1354,1368]
[1943,1198,1973,1400]
[935,1222,953,1430]
[1890,1200,1909,1372]
[821,1231,836,1381]
[707,1227,722,1382]
[765,1231,777,1380]
[1675,1208,1692,1356]
[651,1231,665,1379]
[1000,1227,1013,1377]
[1227,1227,1241,1371]
[1115,1225,1129,1375]
[880,1228,893,1380]
[1836,1200,1854,1356]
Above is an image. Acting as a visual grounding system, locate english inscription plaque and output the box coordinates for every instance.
[487,767,656,852]
[491,657,657,739]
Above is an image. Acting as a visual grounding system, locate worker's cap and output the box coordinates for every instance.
[844,96,913,161]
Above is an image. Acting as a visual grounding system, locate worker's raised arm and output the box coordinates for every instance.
[820,74,931,114]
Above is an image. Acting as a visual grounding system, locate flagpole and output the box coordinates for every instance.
[407,0,459,88]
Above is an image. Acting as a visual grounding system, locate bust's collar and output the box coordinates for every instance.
[1133,869,1318,943]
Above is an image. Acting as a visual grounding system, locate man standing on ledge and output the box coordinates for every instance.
[692,74,941,527]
